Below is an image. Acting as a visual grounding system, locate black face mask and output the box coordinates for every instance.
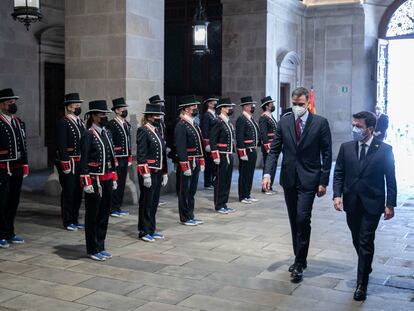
[227,109,234,117]
[270,106,275,112]
[120,110,128,118]
[74,107,82,116]
[250,106,255,114]
[192,108,199,117]
[98,116,108,127]
[8,103,18,114]
[153,119,161,127]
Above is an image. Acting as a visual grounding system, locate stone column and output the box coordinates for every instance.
[55,0,165,202]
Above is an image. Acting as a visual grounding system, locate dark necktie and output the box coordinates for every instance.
[359,143,367,166]
[295,118,302,143]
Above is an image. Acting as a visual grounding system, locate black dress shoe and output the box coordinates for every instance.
[291,265,304,283]
[353,284,367,301]
[288,263,297,272]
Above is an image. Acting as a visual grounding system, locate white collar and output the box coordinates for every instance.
[0,113,12,122]
[219,113,229,123]
[296,110,309,123]
[208,109,216,116]
[360,135,374,148]
[263,111,272,118]
[115,115,125,124]
[66,113,79,122]
[182,114,194,124]
[92,123,103,134]
[243,111,252,120]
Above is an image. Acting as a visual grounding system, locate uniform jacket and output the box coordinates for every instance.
[375,113,389,141]
[264,112,332,189]
[136,123,167,175]
[106,117,131,158]
[79,126,117,177]
[235,113,259,155]
[210,114,235,158]
[0,114,28,165]
[259,112,277,152]
[333,138,397,215]
[200,110,217,148]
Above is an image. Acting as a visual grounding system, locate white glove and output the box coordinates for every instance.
[205,145,211,152]
[143,174,152,188]
[214,158,220,165]
[63,169,71,174]
[200,164,205,172]
[161,174,168,187]
[113,181,118,190]
[183,169,192,176]
[240,155,249,161]
[83,185,94,194]
[23,174,28,179]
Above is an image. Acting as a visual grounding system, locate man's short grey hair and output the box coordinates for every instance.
[291,87,310,101]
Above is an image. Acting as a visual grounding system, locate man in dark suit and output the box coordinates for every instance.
[374,105,389,141]
[262,87,332,283]
[333,111,396,301]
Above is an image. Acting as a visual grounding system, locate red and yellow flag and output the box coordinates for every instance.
[309,87,316,114]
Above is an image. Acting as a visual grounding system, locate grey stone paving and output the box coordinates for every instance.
[0,170,413,310]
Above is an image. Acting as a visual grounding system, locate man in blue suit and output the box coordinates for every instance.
[333,111,397,301]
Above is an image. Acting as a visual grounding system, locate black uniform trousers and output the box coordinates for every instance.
[111,157,128,212]
[283,176,317,266]
[85,179,113,255]
[204,152,215,187]
[59,161,82,227]
[214,154,234,210]
[178,162,200,222]
[0,167,23,240]
[262,152,276,189]
[138,171,162,237]
[238,148,257,201]
[346,197,381,286]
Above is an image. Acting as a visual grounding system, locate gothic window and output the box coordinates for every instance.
[386,0,414,38]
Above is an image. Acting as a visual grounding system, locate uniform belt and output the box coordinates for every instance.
[91,172,113,181]
[71,156,81,162]
[0,163,24,170]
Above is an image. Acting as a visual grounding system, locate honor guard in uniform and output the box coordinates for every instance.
[174,95,205,226]
[200,95,218,190]
[56,93,85,231]
[136,103,168,242]
[259,96,278,195]
[210,98,236,214]
[236,96,260,204]
[107,98,131,217]
[0,88,28,248]
[148,95,168,207]
[80,100,118,261]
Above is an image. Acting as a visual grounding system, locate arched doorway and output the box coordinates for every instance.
[377,0,414,191]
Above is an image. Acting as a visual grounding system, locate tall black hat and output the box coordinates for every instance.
[240,96,256,106]
[260,96,275,108]
[86,100,111,114]
[111,97,128,110]
[63,93,83,105]
[149,95,165,104]
[0,88,19,103]
[202,95,219,105]
[179,95,200,108]
[216,98,235,109]
[143,103,165,115]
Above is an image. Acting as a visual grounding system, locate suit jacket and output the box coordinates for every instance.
[106,118,131,158]
[375,113,389,141]
[136,124,167,174]
[210,116,235,155]
[264,112,332,190]
[259,113,278,153]
[0,114,28,164]
[235,113,259,151]
[333,138,397,215]
[56,115,85,162]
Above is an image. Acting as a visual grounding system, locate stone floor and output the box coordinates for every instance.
[0,170,413,311]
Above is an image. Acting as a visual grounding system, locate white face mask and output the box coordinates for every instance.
[292,105,307,118]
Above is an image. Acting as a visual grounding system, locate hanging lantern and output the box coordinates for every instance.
[11,0,43,31]
[192,0,209,54]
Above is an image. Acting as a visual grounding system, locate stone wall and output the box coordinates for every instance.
[0,0,64,169]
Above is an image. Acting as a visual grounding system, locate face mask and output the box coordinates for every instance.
[352,126,368,142]
[375,109,381,115]
[98,116,108,127]
[250,106,255,114]
[292,105,307,118]
[227,109,234,117]
[270,106,275,113]
[74,107,82,116]
[8,103,18,114]
[153,119,161,127]
[192,108,199,117]
[120,110,128,118]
